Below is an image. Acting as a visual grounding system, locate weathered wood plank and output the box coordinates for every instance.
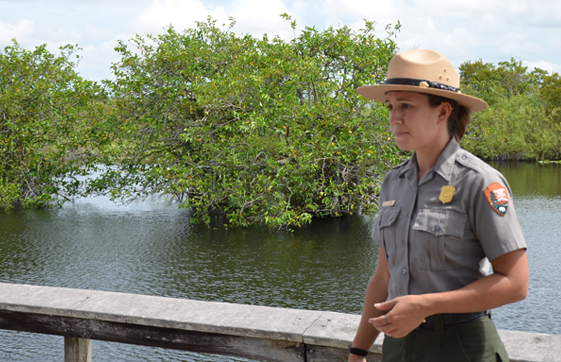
[0,310,304,362]
[306,345,383,362]
[64,337,91,362]
[499,329,561,362]
[0,282,320,342]
[303,311,382,352]
[1,283,561,362]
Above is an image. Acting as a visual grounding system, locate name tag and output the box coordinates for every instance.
[382,200,395,207]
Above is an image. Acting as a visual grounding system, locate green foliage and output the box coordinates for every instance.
[461,94,560,160]
[540,72,561,121]
[4,18,560,226]
[0,40,107,210]
[96,16,403,228]
[460,59,561,161]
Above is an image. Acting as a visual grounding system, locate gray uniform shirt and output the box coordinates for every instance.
[373,138,527,300]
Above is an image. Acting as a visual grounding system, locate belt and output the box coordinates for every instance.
[415,311,488,331]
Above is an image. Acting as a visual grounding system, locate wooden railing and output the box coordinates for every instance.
[0,283,559,362]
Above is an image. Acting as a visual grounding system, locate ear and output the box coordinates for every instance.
[438,101,453,124]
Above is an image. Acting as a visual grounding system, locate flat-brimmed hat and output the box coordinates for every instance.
[357,49,488,113]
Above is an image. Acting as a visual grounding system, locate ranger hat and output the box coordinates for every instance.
[357,49,488,112]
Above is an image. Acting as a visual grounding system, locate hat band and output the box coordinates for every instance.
[385,78,461,93]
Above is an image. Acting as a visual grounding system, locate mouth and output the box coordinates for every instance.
[393,130,409,138]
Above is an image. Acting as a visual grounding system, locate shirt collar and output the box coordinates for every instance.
[434,137,460,183]
[398,151,418,179]
[398,137,460,183]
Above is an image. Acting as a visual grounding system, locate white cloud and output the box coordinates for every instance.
[319,0,396,19]
[411,0,490,17]
[132,0,300,42]
[228,0,293,37]
[76,39,123,81]
[313,0,403,35]
[525,60,561,75]
[496,33,542,60]
[134,0,229,34]
[2,0,560,82]
[0,19,34,44]
[83,24,114,41]
[497,0,561,28]
[41,24,81,45]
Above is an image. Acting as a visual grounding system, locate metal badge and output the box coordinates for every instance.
[382,200,396,207]
[439,185,456,204]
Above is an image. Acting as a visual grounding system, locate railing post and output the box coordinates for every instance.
[64,336,92,362]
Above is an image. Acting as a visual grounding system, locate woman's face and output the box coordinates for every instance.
[385,91,449,152]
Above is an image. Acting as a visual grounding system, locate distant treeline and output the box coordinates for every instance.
[460,59,561,160]
[1,16,560,227]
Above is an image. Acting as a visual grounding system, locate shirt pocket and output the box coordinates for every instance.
[376,207,401,266]
[412,209,467,271]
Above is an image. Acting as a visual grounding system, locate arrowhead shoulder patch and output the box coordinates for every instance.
[484,182,509,216]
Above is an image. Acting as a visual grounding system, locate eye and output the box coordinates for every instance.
[401,103,411,110]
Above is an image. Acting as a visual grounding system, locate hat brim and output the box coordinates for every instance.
[357,84,488,113]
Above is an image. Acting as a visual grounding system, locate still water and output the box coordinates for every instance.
[0,162,559,361]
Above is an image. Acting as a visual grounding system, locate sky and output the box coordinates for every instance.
[1,0,561,82]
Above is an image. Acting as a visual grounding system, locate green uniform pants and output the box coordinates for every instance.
[382,315,508,362]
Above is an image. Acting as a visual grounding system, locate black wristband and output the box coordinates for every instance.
[349,347,369,357]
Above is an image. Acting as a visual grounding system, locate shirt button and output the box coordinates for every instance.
[434,225,441,232]
[461,155,467,160]
[402,268,407,275]
[403,240,407,246]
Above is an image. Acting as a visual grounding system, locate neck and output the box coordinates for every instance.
[415,136,451,181]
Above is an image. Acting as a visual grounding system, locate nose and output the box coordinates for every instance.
[389,109,402,125]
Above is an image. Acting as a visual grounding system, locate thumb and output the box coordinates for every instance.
[374,300,396,311]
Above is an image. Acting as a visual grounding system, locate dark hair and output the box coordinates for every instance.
[427,94,471,141]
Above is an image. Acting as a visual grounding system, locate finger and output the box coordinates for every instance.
[368,314,390,328]
[385,326,410,339]
[383,313,391,325]
[374,322,398,335]
[371,321,389,333]
[374,301,396,311]
[383,329,403,338]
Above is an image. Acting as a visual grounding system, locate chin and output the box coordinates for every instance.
[395,140,413,152]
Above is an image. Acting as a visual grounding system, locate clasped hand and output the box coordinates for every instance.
[369,295,428,338]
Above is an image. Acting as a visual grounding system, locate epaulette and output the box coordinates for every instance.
[455,151,482,173]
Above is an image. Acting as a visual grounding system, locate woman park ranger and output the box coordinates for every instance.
[348,49,529,362]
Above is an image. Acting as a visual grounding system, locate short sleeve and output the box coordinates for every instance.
[471,170,527,261]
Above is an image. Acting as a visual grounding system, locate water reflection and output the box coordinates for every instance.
[0,196,378,361]
[491,161,561,197]
[0,162,559,361]
[490,162,561,334]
